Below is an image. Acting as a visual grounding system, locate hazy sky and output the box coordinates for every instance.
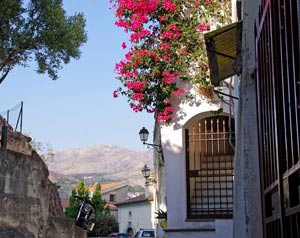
[0,1,155,151]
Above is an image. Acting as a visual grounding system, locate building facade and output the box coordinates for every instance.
[116,193,155,236]
[234,0,300,237]
[159,83,236,238]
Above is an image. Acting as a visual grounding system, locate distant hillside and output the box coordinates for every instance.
[47,144,153,187]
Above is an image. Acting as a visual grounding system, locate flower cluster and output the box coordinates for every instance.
[111,0,231,123]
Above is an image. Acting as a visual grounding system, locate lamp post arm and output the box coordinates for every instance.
[143,142,162,153]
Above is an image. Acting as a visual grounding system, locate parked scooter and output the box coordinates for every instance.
[74,195,96,232]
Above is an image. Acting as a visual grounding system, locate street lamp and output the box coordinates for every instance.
[141,164,156,185]
[141,164,151,180]
[139,127,162,153]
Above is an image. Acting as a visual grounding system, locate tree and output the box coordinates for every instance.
[88,183,118,237]
[0,0,87,84]
[64,188,79,219]
[64,180,118,236]
[65,178,90,219]
[91,183,106,215]
[29,137,55,163]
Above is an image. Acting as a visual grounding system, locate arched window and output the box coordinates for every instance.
[185,115,235,219]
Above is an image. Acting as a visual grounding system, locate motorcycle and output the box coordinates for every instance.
[74,195,96,232]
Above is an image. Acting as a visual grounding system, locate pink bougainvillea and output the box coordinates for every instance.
[121,42,127,49]
[110,0,232,123]
[197,24,211,32]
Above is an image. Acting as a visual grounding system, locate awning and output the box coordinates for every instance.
[204,21,243,86]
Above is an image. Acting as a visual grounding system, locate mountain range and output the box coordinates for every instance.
[47,144,153,187]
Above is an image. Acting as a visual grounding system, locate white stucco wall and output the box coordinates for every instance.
[118,201,155,235]
[161,82,234,238]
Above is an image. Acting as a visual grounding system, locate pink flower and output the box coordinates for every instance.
[164,77,174,84]
[163,0,177,13]
[193,2,201,6]
[113,90,118,98]
[160,43,169,51]
[130,29,151,42]
[165,106,174,113]
[110,0,230,123]
[146,108,156,113]
[130,104,143,112]
[162,70,178,84]
[159,16,166,22]
[180,49,187,54]
[125,81,135,89]
[164,99,171,104]
[173,88,185,96]
[162,54,171,61]
[157,111,172,122]
[133,81,145,91]
[168,24,179,31]
[197,24,210,32]
[132,93,144,101]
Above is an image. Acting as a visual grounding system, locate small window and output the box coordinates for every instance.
[128,211,132,217]
[109,194,116,202]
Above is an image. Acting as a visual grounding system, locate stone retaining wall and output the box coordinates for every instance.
[0,147,86,238]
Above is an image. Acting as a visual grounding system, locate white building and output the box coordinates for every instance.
[157,83,237,238]
[149,2,242,237]
[116,190,155,236]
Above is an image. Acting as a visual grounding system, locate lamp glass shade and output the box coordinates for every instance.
[141,164,150,179]
[139,127,149,142]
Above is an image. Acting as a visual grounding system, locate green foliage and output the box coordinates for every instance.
[64,188,79,218]
[91,183,106,219]
[77,179,90,199]
[155,209,167,220]
[0,0,87,84]
[211,108,223,116]
[64,180,119,237]
[89,183,117,237]
[64,178,89,219]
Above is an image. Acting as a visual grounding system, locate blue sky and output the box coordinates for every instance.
[0,0,154,151]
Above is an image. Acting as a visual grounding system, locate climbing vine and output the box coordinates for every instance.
[111,0,231,123]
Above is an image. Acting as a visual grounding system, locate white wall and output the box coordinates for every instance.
[118,201,155,235]
[161,82,233,238]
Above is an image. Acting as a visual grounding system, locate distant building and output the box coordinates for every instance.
[58,188,69,212]
[89,181,129,221]
[99,181,129,204]
[116,191,155,236]
[60,181,129,217]
[104,202,118,221]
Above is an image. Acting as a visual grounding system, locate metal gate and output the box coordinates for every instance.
[256,0,300,237]
[186,116,235,219]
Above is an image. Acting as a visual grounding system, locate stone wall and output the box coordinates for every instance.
[0,129,87,238]
[233,0,263,237]
[0,117,32,156]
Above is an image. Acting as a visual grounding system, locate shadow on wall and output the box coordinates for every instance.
[0,226,35,238]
